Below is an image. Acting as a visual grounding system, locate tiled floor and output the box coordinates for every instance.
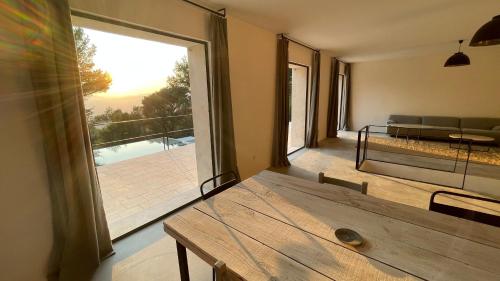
[98,144,199,239]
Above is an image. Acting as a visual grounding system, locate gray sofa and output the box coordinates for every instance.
[387,115,500,145]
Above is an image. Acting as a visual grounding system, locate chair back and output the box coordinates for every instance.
[214,260,228,281]
[200,171,239,200]
[318,172,368,194]
[429,191,500,227]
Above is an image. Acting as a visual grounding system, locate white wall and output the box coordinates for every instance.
[351,46,500,130]
[70,0,210,41]
[225,16,277,179]
[0,7,53,281]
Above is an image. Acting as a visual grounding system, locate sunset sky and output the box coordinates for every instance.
[81,27,187,98]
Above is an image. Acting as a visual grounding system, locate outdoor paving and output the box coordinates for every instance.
[97,144,199,239]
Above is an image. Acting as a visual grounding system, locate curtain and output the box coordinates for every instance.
[209,14,240,179]
[305,51,320,148]
[326,58,340,138]
[22,1,113,280]
[343,63,352,130]
[272,36,291,167]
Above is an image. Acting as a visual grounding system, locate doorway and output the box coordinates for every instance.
[287,62,309,155]
[72,12,215,240]
[337,73,347,130]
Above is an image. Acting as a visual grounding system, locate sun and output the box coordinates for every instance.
[81,27,188,97]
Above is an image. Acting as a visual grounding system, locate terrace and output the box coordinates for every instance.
[90,116,202,239]
[98,143,198,239]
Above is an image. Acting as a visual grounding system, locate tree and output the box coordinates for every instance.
[89,56,192,147]
[95,107,145,144]
[166,56,190,89]
[142,56,192,136]
[73,27,112,96]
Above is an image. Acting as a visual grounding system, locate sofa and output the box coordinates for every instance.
[386,115,500,145]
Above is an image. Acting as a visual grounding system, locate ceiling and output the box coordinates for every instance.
[200,0,500,62]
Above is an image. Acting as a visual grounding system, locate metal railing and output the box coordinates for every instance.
[354,124,499,190]
[355,125,388,169]
[89,114,194,150]
[356,124,460,171]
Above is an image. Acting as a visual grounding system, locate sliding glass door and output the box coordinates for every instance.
[72,14,214,240]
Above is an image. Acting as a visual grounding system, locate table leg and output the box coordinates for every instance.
[176,241,190,281]
[453,137,463,173]
[461,141,472,189]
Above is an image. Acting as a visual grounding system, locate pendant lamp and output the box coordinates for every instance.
[470,15,500,47]
[444,40,470,67]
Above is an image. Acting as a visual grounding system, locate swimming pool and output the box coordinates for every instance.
[93,136,195,165]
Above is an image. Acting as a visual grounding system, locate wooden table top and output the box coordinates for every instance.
[449,133,495,142]
[164,170,500,281]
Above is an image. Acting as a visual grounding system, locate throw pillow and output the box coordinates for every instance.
[492,126,500,131]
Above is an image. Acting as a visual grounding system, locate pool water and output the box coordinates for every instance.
[93,136,195,166]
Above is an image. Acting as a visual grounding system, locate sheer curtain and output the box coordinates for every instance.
[22,0,113,280]
[209,14,240,178]
[305,51,320,148]
[272,35,291,167]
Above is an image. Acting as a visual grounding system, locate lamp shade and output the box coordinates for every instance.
[444,52,470,67]
[470,15,500,46]
[444,40,470,67]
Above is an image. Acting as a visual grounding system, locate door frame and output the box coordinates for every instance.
[70,9,216,242]
[287,61,310,156]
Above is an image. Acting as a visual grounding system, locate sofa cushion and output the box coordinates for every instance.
[387,115,421,125]
[492,126,500,131]
[422,116,460,128]
[460,118,500,130]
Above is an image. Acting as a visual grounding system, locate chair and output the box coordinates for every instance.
[213,260,228,281]
[429,191,500,227]
[200,171,239,200]
[318,172,368,195]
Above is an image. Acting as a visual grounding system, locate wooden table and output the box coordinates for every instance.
[449,133,495,188]
[164,170,500,281]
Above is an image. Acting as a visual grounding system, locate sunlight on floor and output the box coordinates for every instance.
[99,144,199,238]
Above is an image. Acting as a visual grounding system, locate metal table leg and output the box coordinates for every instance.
[461,140,472,189]
[176,241,190,281]
[453,137,463,173]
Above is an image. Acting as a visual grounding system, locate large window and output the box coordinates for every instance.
[287,62,309,155]
[72,15,214,239]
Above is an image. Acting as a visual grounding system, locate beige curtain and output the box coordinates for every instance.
[326,58,340,138]
[305,51,320,148]
[272,36,291,167]
[209,14,240,179]
[22,1,113,280]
